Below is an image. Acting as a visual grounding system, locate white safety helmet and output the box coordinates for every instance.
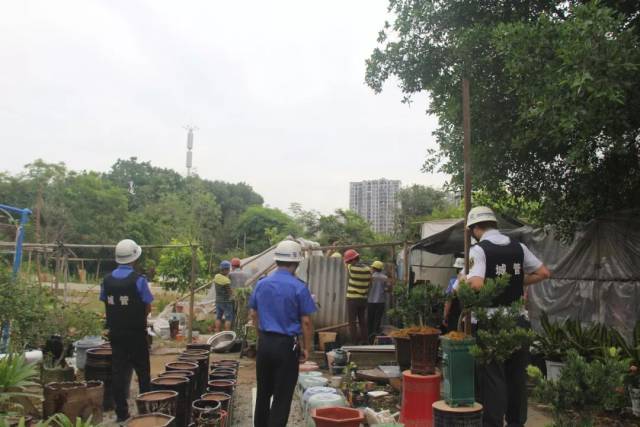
[467,206,497,228]
[115,239,142,264]
[274,240,304,263]
[453,258,465,269]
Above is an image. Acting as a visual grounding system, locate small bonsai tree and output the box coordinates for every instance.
[387,282,446,332]
[456,275,535,364]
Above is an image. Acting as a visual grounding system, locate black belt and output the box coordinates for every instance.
[259,330,295,339]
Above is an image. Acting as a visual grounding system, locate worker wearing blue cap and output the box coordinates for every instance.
[214,260,234,332]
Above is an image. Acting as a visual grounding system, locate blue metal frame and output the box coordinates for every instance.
[0,204,32,277]
[0,203,32,352]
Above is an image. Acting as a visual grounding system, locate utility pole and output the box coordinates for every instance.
[184,126,198,177]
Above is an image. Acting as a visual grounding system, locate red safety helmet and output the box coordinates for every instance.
[231,257,241,267]
[343,249,360,264]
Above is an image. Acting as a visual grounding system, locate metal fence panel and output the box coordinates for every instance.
[298,256,347,329]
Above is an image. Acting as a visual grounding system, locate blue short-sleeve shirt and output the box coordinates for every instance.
[99,265,154,305]
[249,269,317,336]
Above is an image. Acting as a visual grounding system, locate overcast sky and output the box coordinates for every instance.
[0,0,447,214]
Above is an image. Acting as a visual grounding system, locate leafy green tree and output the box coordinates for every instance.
[317,209,376,246]
[232,206,301,255]
[0,265,57,351]
[156,240,208,292]
[289,203,320,237]
[366,1,640,234]
[60,172,129,243]
[105,157,185,211]
[395,185,446,240]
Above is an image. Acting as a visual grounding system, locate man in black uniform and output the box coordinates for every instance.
[464,207,550,427]
[100,239,154,422]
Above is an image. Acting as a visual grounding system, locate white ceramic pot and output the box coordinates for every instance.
[545,360,565,381]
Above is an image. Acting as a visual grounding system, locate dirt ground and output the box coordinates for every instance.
[99,347,552,427]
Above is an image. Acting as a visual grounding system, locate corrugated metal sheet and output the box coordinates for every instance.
[298,256,348,329]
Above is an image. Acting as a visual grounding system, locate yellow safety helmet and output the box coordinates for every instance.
[371,260,384,271]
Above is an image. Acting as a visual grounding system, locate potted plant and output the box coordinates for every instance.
[528,348,630,425]
[532,312,568,380]
[387,284,412,371]
[405,283,446,375]
[0,354,41,424]
[387,282,446,375]
[42,305,103,384]
[440,275,535,406]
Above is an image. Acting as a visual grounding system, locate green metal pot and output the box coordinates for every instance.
[441,335,475,407]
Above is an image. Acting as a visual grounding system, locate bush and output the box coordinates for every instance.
[0,354,40,415]
[529,349,630,426]
[0,266,57,351]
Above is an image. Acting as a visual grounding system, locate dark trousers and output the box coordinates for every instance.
[367,303,385,343]
[111,331,151,420]
[346,299,368,344]
[255,331,299,427]
[476,321,530,427]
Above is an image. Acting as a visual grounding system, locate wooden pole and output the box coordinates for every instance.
[63,254,69,304]
[403,242,410,284]
[390,245,397,312]
[187,244,197,343]
[27,250,32,280]
[54,251,61,292]
[462,78,472,335]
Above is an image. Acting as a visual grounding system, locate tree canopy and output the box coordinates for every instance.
[0,158,267,268]
[366,0,640,234]
[395,184,447,240]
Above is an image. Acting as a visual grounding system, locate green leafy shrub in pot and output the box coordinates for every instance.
[533,312,568,363]
[386,282,445,329]
[528,348,630,426]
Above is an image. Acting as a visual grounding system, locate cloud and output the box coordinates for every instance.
[0,0,447,214]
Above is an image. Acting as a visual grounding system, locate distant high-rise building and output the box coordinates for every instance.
[349,179,401,234]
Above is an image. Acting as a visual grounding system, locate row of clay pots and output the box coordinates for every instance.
[130,348,240,427]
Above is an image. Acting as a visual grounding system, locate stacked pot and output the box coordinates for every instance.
[138,346,209,427]
[190,358,238,427]
[132,345,239,427]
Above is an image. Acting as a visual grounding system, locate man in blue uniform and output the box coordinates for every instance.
[100,239,154,422]
[463,207,550,427]
[249,239,316,427]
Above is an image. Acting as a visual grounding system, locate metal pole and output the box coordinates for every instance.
[0,205,31,351]
[12,208,32,277]
[462,78,472,334]
[187,245,197,343]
